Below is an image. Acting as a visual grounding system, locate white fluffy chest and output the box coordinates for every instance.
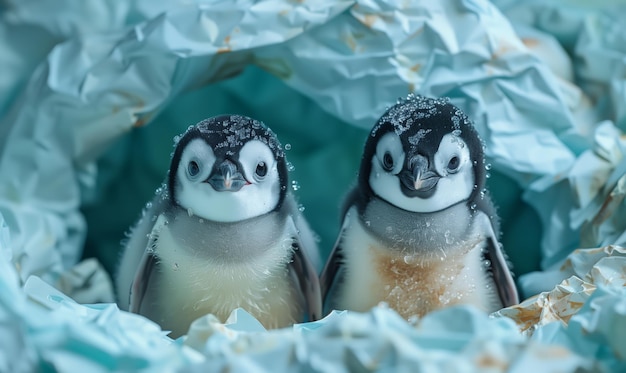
[153,218,298,329]
[338,207,494,318]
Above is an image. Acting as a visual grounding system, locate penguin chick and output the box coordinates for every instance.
[116,115,321,337]
[320,94,518,319]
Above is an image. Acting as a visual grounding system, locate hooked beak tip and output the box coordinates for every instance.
[223,170,233,189]
[401,169,439,193]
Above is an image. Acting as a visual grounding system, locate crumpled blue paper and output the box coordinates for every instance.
[492,0,626,274]
[1,0,626,371]
[182,303,595,372]
[494,245,626,333]
[0,212,202,372]
[0,0,588,286]
[531,286,626,373]
[2,213,621,371]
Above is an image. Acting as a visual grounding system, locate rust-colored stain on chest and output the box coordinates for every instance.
[373,246,466,319]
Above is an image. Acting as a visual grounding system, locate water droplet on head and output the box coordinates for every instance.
[485,163,492,171]
[291,180,300,191]
[452,129,461,137]
[470,203,477,210]
[287,162,295,171]
[298,204,305,212]
[146,202,152,209]
[284,143,292,151]
[485,173,491,179]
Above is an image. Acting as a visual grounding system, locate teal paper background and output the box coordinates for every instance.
[81,65,543,289]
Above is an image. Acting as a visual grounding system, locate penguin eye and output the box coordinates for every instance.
[187,160,200,178]
[255,161,268,179]
[447,156,460,173]
[382,152,394,171]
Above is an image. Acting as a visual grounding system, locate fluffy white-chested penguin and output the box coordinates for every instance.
[116,115,321,337]
[321,94,518,318]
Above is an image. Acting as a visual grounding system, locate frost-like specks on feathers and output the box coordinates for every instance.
[174,114,284,159]
[372,94,451,138]
[408,129,432,146]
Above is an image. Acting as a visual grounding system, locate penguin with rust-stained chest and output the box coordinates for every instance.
[321,94,519,318]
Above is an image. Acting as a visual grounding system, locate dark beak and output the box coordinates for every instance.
[399,154,440,198]
[206,159,248,191]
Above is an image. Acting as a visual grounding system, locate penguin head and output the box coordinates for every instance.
[168,115,287,222]
[360,94,486,213]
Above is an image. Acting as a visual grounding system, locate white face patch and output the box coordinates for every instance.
[175,139,281,222]
[369,133,474,213]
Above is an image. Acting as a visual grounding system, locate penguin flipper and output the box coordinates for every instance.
[281,197,322,321]
[129,214,167,314]
[320,188,360,314]
[288,195,322,270]
[289,239,322,322]
[116,190,167,310]
[319,216,350,316]
[129,250,157,314]
[477,212,519,308]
